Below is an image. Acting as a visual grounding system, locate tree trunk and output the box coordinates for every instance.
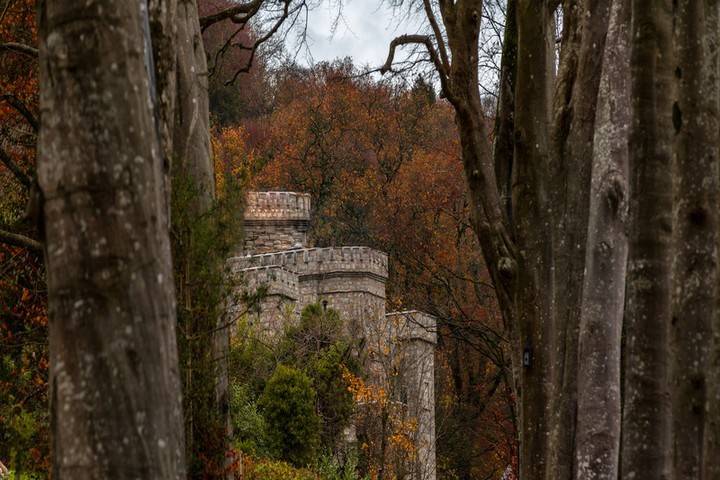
[174,1,230,474]
[174,0,214,208]
[574,1,630,478]
[621,1,674,478]
[38,0,185,478]
[512,3,555,479]
[148,0,178,212]
[670,1,720,479]
[545,1,612,477]
[493,0,517,223]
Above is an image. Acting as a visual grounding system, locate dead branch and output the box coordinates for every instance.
[379,35,445,77]
[225,0,294,85]
[379,33,453,98]
[422,0,450,72]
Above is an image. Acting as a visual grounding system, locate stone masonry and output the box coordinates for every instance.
[227,192,437,480]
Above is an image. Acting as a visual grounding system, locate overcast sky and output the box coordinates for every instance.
[293,1,424,69]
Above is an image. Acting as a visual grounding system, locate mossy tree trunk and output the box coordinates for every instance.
[151,0,231,475]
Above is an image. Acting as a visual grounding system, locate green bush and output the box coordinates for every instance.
[229,304,361,471]
[229,317,277,397]
[307,343,356,446]
[245,458,318,480]
[317,452,367,480]
[277,304,342,361]
[230,382,270,457]
[259,364,321,467]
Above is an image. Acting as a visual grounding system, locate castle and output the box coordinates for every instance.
[226,192,437,480]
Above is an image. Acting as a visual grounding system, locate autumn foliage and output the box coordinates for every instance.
[214,60,516,479]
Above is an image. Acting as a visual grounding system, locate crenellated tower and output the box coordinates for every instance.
[227,192,436,480]
[242,191,311,254]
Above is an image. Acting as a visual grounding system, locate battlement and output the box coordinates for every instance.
[227,190,436,480]
[386,311,437,345]
[239,265,299,300]
[245,192,311,221]
[230,246,389,280]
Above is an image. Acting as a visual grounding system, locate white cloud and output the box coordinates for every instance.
[293,0,424,68]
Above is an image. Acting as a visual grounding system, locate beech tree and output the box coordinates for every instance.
[379,0,720,479]
[38,0,185,477]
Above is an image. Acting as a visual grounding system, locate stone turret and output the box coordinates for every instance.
[386,311,437,480]
[242,191,311,254]
[228,192,436,480]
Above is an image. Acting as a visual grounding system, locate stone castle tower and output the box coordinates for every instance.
[227,192,437,480]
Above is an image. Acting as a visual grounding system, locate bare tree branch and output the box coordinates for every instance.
[225,0,294,85]
[0,228,42,251]
[379,34,453,98]
[1,93,39,131]
[199,0,263,31]
[380,34,440,74]
[422,0,450,72]
[0,144,32,188]
[0,42,38,57]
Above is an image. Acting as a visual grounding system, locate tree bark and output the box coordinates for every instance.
[544,1,612,477]
[148,0,178,213]
[670,1,720,479]
[621,1,674,478]
[174,1,230,474]
[512,3,555,478]
[574,1,630,478]
[38,0,185,478]
[493,0,517,224]
[174,0,215,209]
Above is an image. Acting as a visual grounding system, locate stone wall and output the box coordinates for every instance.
[232,246,388,279]
[229,265,299,336]
[242,192,311,254]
